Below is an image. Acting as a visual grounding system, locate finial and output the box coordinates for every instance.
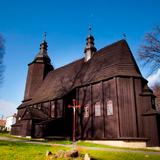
[122,33,127,40]
[89,24,92,35]
[84,25,97,62]
[88,13,94,34]
[39,32,48,52]
[42,32,47,41]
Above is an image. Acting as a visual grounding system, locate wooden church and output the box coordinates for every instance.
[11,32,160,146]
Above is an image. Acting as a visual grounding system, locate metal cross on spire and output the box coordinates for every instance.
[122,33,127,40]
[43,32,47,41]
[88,13,94,35]
[89,24,92,35]
[40,32,48,52]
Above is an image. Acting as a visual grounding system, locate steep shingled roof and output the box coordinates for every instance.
[19,40,142,108]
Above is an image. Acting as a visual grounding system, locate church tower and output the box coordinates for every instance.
[84,27,97,62]
[23,35,53,101]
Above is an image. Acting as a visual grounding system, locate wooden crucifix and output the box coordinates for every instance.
[68,99,81,143]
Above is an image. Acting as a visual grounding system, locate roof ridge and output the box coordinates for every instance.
[50,39,126,73]
[96,39,126,53]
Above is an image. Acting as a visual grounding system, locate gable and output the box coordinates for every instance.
[21,107,50,120]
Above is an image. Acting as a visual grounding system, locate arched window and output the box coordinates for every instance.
[107,100,113,116]
[95,102,101,117]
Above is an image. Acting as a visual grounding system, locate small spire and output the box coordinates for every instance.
[40,40,48,52]
[84,26,97,62]
[122,33,127,40]
[43,32,47,42]
[88,24,92,35]
[40,32,48,52]
[33,33,51,63]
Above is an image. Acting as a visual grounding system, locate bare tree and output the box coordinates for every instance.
[0,34,5,85]
[139,25,160,74]
[152,83,160,111]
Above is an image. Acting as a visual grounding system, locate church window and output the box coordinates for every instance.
[57,100,63,118]
[51,101,55,118]
[95,102,101,116]
[107,100,113,116]
[84,104,89,118]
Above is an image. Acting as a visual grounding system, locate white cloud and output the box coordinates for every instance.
[147,69,160,88]
[0,99,18,119]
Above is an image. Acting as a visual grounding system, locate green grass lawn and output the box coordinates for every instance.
[0,140,160,160]
[81,150,160,160]
[0,140,70,160]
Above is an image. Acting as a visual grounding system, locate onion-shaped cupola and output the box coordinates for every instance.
[34,32,51,64]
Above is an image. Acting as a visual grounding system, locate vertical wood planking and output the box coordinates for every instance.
[114,77,120,138]
[103,79,118,138]
[117,77,137,137]
[92,83,104,138]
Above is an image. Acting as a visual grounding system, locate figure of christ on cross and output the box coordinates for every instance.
[68,99,81,143]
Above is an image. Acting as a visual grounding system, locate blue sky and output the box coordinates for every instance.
[0,0,160,118]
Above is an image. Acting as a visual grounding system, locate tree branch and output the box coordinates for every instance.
[139,25,160,74]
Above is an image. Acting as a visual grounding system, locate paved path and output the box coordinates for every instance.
[0,136,51,145]
[0,136,160,155]
[54,144,160,155]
